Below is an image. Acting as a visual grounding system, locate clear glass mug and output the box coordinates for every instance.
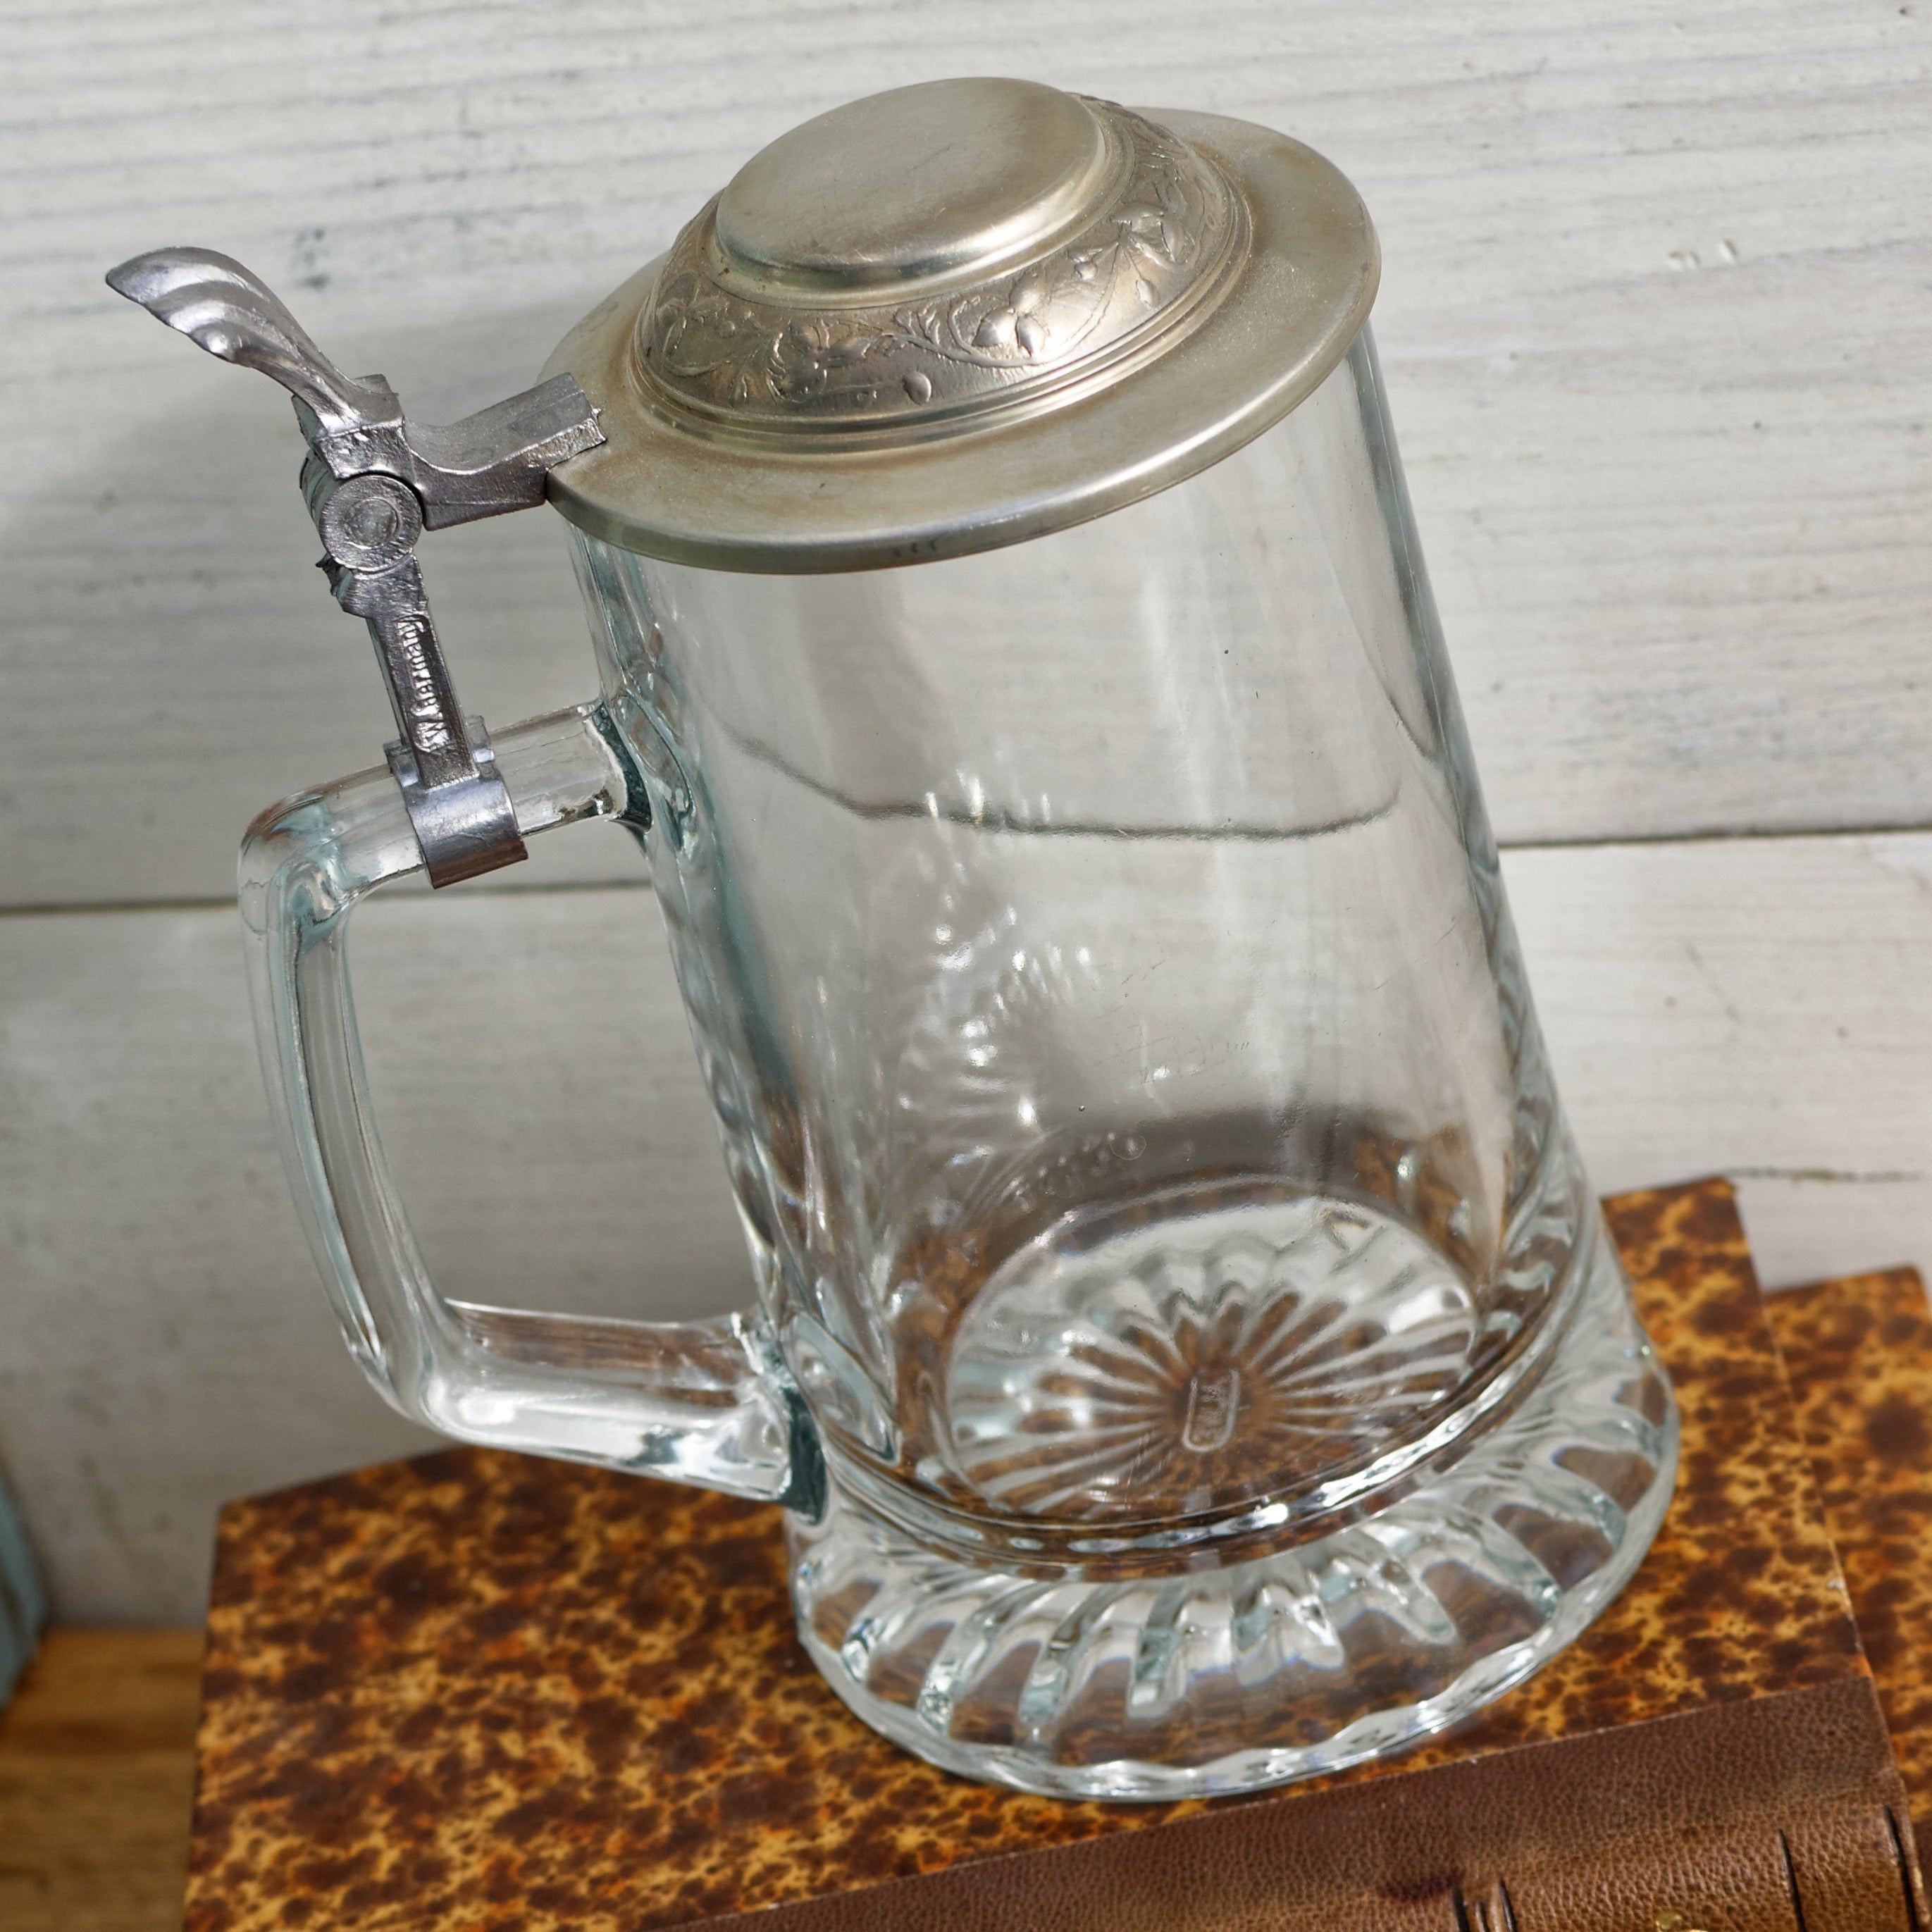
[244,327,1676,1800]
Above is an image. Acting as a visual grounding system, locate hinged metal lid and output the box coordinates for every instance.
[543,78,1378,573]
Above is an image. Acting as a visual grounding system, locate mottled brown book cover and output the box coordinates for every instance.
[182,1182,1898,1931]
[1768,1263,1932,1850]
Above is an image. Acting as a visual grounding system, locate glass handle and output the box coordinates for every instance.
[238,700,824,1512]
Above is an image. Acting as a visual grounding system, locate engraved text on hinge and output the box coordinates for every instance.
[633,103,1249,435]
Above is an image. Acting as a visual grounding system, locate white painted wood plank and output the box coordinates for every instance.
[6,830,1932,1618]
[1509,831,1932,1289]
[4,0,1930,904]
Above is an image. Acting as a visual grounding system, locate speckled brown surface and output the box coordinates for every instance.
[1766,1265,1932,1822]
[183,1179,1863,1932]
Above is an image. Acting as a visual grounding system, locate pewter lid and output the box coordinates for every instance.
[542,78,1378,572]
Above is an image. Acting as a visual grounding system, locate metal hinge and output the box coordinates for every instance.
[107,247,607,886]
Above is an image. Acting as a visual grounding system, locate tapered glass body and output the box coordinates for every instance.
[578,329,1593,1561]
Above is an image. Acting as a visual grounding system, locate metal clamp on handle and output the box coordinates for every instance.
[106,246,607,887]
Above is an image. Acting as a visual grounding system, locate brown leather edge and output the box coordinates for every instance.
[1483,1792,1923,1932]
[704,1676,1924,1932]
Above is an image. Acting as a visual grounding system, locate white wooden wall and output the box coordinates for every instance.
[5,0,1930,1621]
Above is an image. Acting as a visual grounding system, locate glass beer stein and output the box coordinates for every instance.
[112,78,1676,1799]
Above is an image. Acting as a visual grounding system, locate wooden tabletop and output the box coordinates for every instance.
[0,1628,202,1932]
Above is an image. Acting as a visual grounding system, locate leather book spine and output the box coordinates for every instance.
[707,1677,1926,1932]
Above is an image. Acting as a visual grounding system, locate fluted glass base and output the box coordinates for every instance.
[789,1237,1676,1800]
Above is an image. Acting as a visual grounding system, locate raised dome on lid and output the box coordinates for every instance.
[712,79,1119,298]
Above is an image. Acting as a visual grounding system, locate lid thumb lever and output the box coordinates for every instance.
[106,246,607,887]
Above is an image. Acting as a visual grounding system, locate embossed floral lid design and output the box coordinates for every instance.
[542,78,1378,572]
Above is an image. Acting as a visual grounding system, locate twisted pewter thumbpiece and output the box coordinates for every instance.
[107,247,395,434]
[106,246,607,886]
